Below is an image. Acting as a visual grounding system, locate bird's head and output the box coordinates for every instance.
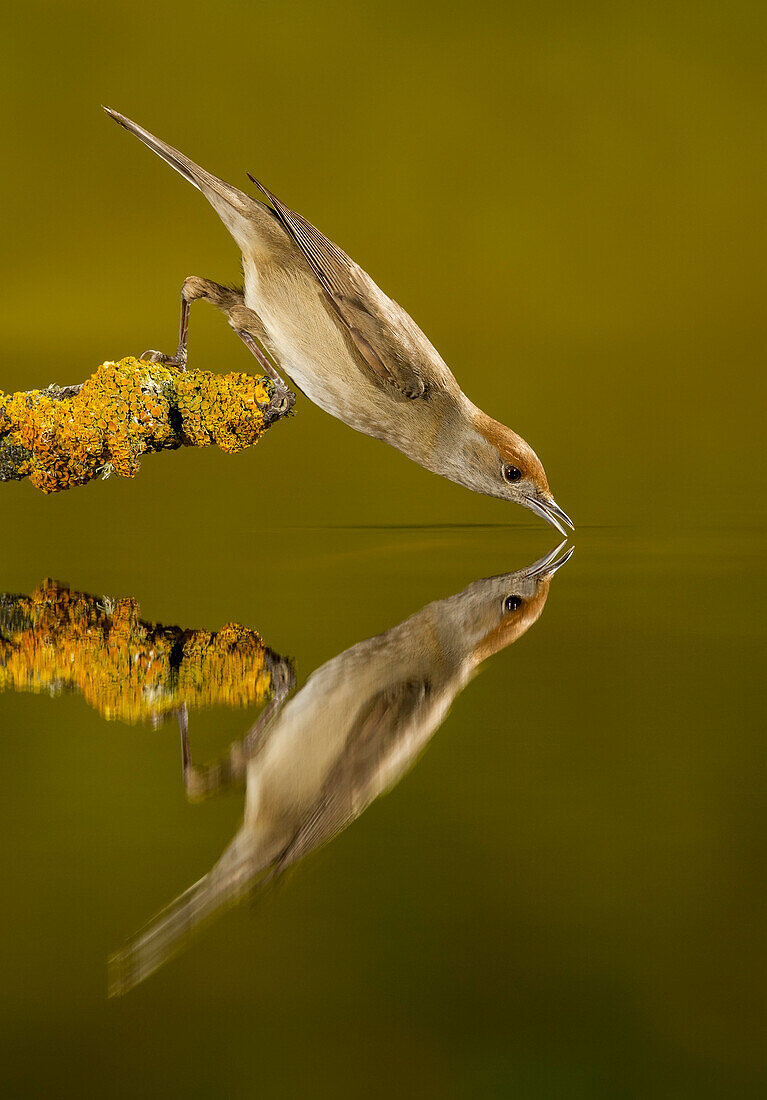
[450,409,574,536]
[435,541,574,666]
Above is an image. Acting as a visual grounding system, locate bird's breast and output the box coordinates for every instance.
[243,257,441,456]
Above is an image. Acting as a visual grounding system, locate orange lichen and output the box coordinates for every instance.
[0,580,288,723]
[0,357,279,493]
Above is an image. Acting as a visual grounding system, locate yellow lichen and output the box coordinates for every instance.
[0,580,287,723]
[0,357,278,493]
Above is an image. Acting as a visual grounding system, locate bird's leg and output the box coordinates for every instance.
[176,703,222,801]
[226,303,292,406]
[177,702,191,775]
[176,694,290,802]
[175,658,294,802]
[141,276,244,369]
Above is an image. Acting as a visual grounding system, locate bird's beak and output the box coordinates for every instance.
[524,540,575,579]
[524,495,575,537]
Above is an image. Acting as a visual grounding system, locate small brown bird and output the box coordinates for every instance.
[104,108,573,535]
[108,541,573,993]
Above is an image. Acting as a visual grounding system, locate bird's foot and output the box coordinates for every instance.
[268,380,294,418]
[139,346,188,371]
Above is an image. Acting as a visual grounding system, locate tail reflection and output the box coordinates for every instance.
[109,543,573,995]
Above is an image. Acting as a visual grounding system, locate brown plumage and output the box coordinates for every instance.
[108,543,573,994]
[104,107,574,534]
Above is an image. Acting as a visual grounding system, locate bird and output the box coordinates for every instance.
[108,541,573,994]
[103,108,574,536]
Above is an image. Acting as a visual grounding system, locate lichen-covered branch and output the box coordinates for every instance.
[0,580,293,723]
[0,356,294,492]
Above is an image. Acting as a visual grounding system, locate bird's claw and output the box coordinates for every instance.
[140,349,188,370]
[270,385,294,417]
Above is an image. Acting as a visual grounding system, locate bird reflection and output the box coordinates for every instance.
[109,542,573,996]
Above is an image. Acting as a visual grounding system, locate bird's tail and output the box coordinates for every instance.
[108,833,272,997]
[103,106,271,251]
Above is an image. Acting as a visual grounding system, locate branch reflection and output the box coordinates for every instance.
[0,580,292,724]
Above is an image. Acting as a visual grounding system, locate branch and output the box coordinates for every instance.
[0,579,294,724]
[0,356,294,492]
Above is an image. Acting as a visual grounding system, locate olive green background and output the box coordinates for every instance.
[1,1,765,1096]
[2,0,765,533]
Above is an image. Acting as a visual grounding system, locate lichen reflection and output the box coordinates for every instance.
[0,580,291,724]
[109,542,573,996]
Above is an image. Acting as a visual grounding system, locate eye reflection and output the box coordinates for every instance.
[504,594,523,613]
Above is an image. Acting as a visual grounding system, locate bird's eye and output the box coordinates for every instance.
[503,464,522,483]
[503,595,523,613]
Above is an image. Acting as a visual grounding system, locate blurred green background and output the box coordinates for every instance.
[2,0,765,534]
[1,1,765,1097]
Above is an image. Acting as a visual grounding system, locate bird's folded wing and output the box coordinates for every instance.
[249,176,431,399]
[271,679,429,876]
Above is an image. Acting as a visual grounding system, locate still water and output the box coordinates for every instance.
[0,524,763,1096]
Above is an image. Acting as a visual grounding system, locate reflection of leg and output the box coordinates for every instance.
[142,277,243,369]
[241,692,287,757]
[177,659,294,802]
[177,703,190,774]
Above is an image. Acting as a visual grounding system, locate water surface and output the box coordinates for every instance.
[1,526,763,1096]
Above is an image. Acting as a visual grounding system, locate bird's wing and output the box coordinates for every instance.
[271,679,430,875]
[249,176,439,399]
